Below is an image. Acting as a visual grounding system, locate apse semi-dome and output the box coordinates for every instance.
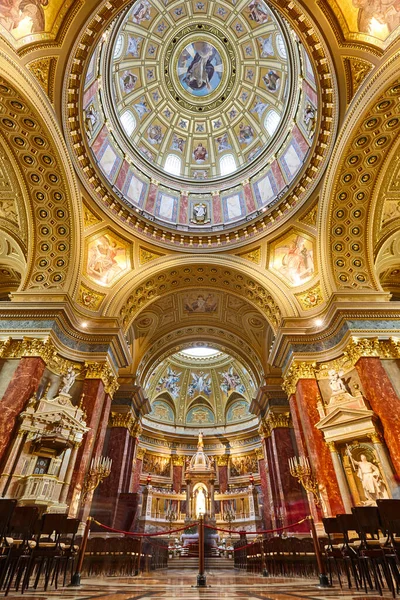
[142,348,257,435]
[80,0,323,234]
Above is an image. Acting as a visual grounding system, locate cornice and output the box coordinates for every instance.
[270,300,399,369]
[282,336,400,395]
[0,299,130,369]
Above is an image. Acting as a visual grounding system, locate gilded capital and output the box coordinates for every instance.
[326,441,336,452]
[255,447,264,460]
[367,431,383,444]
[344,337,381,364]
[84,361,119,397]
[136,447,146,460]
[282,362,317,395]
[216,455,229,466]
[172,455,185,466]
[108,411,141,437]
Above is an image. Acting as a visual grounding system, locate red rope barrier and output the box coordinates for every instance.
[204,516,309,536]
[92,519,198,537]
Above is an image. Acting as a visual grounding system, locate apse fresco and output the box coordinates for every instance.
[219,367,246,396]
[230,454,258,476]
[270,231,315,287]
[0,0,75,45]
[326,0,400,47]
[150,400,174,423]
[226,400,251,422]
[156,366,181,399]
[85,232,130,287]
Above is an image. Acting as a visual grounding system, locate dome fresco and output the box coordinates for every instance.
[82,0,319,231]
[143,349,257,433]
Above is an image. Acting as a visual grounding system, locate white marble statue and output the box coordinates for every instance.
[59,367,77,395]
[347,448,388,502]
[328,369,347,394]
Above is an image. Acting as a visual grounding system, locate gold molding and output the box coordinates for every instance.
[0,336,73,374]
[282,362,317,395]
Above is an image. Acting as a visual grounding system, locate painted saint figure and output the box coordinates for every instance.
[183,41,214,91]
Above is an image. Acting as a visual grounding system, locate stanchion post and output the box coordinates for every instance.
[262,535,269,577]
[70,516,93,587]
[196,515,207,588]
[308,515,330,588]
[135,537,143,576]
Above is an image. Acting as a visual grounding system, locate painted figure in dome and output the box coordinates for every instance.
[247,0,269,23]
[183,41,214,91]
[352,0,400,35]
[263,70,281,92]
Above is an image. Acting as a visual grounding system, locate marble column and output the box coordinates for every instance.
[295,379,345,516]
[356,357,400,474]
[68,378,107,516]
[131,449,144,493]
[172,457,184,492]
[0,357,46,463]
[217,456,229,493]
[257,448,273,529]
[326,441,352,513]
[269,422,309,530]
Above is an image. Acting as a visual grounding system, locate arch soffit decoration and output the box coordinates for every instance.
[63,0,338,251]
[103,255,298,332]
[137,332,263,391]
[319,50,400,296]
[0,48,82,296]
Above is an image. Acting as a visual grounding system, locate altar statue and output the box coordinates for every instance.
[196,486,206,517]
[198,430,204,449]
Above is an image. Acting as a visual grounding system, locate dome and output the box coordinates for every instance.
[142,345,258,435]
[81,0,321,233]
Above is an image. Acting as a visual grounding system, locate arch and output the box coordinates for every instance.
[219,154,236,175]
[0,46,82,296]
[120,109,136,136]
[103,255,298,331]
[187,396,214,410]
[164,154,182,176]
[264,109,280,136]
[319,49,400,297]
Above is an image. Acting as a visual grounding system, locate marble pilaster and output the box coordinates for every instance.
[295,379,345,516]
[0,357,46,463]
[356,357,400,474]
[68,378,107,516]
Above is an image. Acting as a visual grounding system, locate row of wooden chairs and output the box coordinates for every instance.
[82,536,167,576]
[0,499,80,595]
[234,536,321,578]
[323,500,400,597]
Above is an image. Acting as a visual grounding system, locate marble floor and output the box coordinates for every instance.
[5,569,395,600]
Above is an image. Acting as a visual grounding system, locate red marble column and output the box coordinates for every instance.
[131,456,143,493]
[270,427,308,531]
[172,461,183,492]
[295,379,345,516]
[289,394,308,456]
[92,393,112,458]
[258,454,273,529]
[68,378,106,515]
[101,427,132,497]
[217,461,228,493]
[356,357,400,474]
[0,357,46,462]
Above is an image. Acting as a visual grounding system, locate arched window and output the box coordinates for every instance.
[164,154,181,176]
[220,154,236,176]
[113,34,124,59]
[276,34,287,59]
[264,109,280,136]
[120,110,136,136]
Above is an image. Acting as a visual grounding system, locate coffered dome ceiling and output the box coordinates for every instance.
[142,345,258,435]
[77,0,333,239]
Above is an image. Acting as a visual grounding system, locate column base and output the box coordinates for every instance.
[317,574,331,588]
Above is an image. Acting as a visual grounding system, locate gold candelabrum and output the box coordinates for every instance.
[288,456,320,506]
[82,455,112,501]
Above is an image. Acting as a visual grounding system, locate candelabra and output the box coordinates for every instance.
[288,456,320,506]
[165,507,178,539]
[223,507,236,546]
[82,455,112,501]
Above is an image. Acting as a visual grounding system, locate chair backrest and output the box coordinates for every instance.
[9,506,39,540]
[352,506,382,538]
[322,517,341,535]
[377,499,400,536]
[39,513,68,538]
[337,513,358,535]
[0,499,17,541]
